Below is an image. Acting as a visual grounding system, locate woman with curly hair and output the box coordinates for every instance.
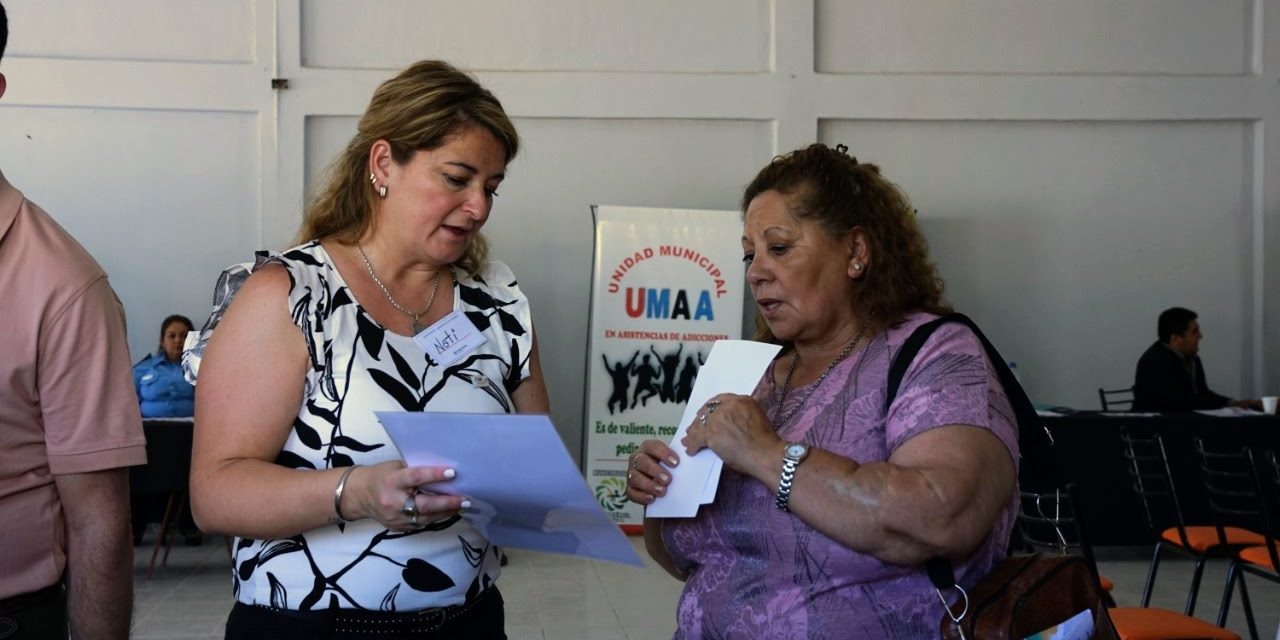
[627,144,1019,638]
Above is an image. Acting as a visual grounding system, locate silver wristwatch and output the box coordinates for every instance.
[775,441,810,512]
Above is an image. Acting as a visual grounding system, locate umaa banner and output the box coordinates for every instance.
[584,205,746,531]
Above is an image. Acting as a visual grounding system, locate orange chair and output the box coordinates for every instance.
[1197,443,1280,640]
[1021,484,1240,640]
[1013,483,1233,640]
[1119,430,1265,616]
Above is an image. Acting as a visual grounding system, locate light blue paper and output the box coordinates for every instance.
[378,411,643,566]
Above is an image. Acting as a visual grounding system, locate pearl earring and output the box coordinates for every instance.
[853,263,863,272]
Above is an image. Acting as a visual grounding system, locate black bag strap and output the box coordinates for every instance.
[881,313,1057,595]
[885,312,1056,491]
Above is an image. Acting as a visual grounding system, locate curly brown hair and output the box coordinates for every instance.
[741,143,950,343]
[296,60,519,275]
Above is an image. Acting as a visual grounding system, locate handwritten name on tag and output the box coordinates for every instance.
[413,310,487,367]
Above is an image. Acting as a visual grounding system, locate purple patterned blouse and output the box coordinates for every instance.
[661,312,1020,639]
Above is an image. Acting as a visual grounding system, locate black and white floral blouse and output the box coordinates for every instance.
[185,241,534,612]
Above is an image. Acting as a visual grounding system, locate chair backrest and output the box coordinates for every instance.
[1194,440,1279,569]
[1015,485,1107,592]
[1098,386,1134,411]
[1119,428,1194,548]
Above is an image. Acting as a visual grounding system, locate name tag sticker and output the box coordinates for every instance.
[414,310,486,367]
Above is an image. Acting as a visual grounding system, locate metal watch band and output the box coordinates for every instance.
[776,458,800,511]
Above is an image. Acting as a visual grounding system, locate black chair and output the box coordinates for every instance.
[1016,486,1115,604]
[130,420,195,579]
[1195,441,1280,640]
[1099,386,1134,411]
[1118,429,1264,616]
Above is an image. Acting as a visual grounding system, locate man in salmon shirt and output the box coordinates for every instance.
[0,4,147,637]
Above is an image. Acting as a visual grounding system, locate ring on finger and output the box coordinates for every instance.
[409,512,420,527]
[700,413,708,428]
[402,495,419,518]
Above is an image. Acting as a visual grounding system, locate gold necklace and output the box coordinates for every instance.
[357,244,441,334]
[770,323,868,426]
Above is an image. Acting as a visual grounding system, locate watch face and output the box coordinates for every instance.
[784,442,809,460]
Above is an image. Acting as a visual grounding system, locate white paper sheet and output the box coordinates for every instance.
[1194,406,1262,418]
[645,339,781,518]
[378,412,643,566]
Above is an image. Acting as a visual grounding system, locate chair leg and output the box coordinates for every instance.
[161,491,186,568]
[1184,555,1207,615]
[1236,572,1258,640]
[1217,561,1237,628]
[146,490,179,580]
[1141,541,1164,607]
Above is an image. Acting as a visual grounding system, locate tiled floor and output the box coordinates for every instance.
[131,534,1279,639]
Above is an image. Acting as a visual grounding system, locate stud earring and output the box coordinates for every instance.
[369,172,377,184]
[853,263,863,272]
[378,185,388,198]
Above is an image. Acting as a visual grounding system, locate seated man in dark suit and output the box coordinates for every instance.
[1132,307,1260,412]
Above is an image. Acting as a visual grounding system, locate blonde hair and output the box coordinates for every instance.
[296,60,519,274]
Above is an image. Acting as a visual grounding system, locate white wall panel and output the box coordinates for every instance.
[4,0,255,63]
[816,0,1252,75]
[0,107,260,361]
[821,119,1251,408]
[304,116,771,458]
[300,0,771,73]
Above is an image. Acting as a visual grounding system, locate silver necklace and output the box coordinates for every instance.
[770,323,868,426]
[357,244,441,334]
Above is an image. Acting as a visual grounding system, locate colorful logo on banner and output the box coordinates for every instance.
[584,206,746,528]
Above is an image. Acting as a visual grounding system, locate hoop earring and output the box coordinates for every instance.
[378,185,388,199]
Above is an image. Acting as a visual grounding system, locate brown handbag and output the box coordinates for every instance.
[932,554,1118,640]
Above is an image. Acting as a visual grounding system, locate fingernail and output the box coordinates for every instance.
[655,485,665,494]
[460,500,472,509]
[443,469,456,479]
[667,457,678,466]
[659,474,669,483]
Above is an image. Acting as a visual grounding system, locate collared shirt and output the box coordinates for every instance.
[0,171,147,599]
[133,353,195,417]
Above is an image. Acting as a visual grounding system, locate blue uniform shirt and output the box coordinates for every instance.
[132,353,195,417]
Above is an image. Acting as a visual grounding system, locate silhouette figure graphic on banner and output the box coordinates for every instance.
[651,344,684,402]
[602,353,638,415]
[631,354,661,409]
[600,345,707,414]
[675,355,699,404]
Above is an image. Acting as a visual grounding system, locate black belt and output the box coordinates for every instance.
[237,585,498,636]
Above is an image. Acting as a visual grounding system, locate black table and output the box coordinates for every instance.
[1038,411,1280,546]
[131,419,194,494]
[129,419,195,537]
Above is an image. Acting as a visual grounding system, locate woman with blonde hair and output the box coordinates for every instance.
[187,60,548,639]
